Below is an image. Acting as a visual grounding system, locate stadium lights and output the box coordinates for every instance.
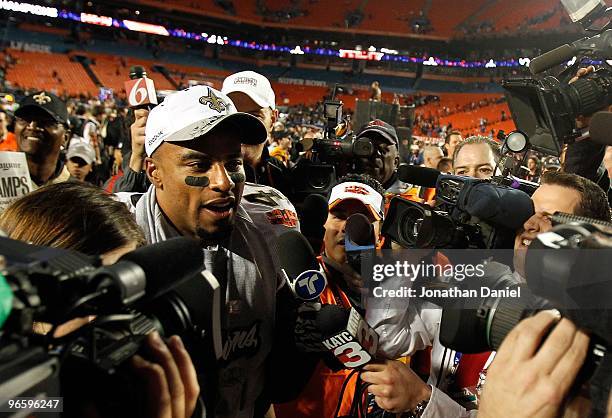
[380,48,398,55]
[123,19,169,36]
[0,0,57,17]
[339,49,384,60]
[5,2,539,70]
[81,13,112,27]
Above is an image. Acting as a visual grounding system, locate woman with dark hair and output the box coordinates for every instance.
[0,182,200,418]
[0,181,145,263]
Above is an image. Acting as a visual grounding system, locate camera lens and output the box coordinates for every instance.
[309,170,333,190]
[398,206,425,247]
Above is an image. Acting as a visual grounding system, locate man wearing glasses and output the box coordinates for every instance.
[14,91,70,188]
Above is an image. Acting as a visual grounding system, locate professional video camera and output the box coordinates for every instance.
[290,86,376,202]
[382,166,534,249]
[0,236,220,418]
[436,213,611,417]
[502,0,612,156]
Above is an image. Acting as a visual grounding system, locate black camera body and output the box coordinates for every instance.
[290,99,376,202]
[437,218,611,415]
[382,174,534,249]
[503,70,612,155]
[0,237,219,418]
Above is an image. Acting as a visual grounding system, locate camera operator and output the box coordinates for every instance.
[353,120,424,209]
[478,310,591,418]
[14,91,71,188]
[115,85,310,418]
[0,182,201,418]
[367,171,611,417]
[514,171,611,279]
[452,135,500,179]
[276,173,395,418]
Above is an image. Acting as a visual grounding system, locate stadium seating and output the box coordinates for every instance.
[6,50,98,96]
[135,0,585,37]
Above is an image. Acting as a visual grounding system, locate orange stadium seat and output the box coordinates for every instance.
[360,0,427,33]
[6,50,98,96]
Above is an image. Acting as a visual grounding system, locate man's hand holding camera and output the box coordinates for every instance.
[479,311,589,418]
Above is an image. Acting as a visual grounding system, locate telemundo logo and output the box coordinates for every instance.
[293,270,327,300]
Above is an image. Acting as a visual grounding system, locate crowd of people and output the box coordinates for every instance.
[0,61,611,418]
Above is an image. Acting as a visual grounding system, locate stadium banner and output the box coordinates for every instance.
[0,152,33,213]
[9,41,51,54]
[277,77,327,87]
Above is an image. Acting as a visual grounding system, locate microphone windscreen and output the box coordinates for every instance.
[465,183,534,229]
[119,237,204,299]
[277,230,319,279]
[398,164,440,188]
[346,213,374,246]
[588,112,612,146]
[316,304,349,337]
[302,194,329,228]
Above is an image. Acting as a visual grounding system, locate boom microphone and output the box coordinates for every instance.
[529,44,576,75]
[277,230,327,300]
[124,65,158,109]
[530,29,612,75]
[398,164,440,188]
[317,304,379,368]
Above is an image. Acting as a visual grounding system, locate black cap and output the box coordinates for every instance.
[15,91,68,125]
[356,119,398,148]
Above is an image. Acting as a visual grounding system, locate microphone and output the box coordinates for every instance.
[463,183,534,230]
[317,304,379,368]
[529,29,612,75]
[124,65,158,109]
[299,193,329,256]
[108,237,204,304]
[277,230,327,301]
[345,213,376,274]
[529,44,576,75]
[398,164,440,188]
[588,111,612,146]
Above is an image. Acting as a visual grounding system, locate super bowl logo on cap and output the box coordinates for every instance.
[292,270,327,300]
[199,88,228,113]
[345,185,369,195]
[367,120,385,128]
[33,92,52,105]
[234,76,258,87]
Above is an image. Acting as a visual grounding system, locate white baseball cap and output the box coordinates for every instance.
[144,85,267,156]
[221,71,276,110]
[67,140,96,165]
[328,181,384,221]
